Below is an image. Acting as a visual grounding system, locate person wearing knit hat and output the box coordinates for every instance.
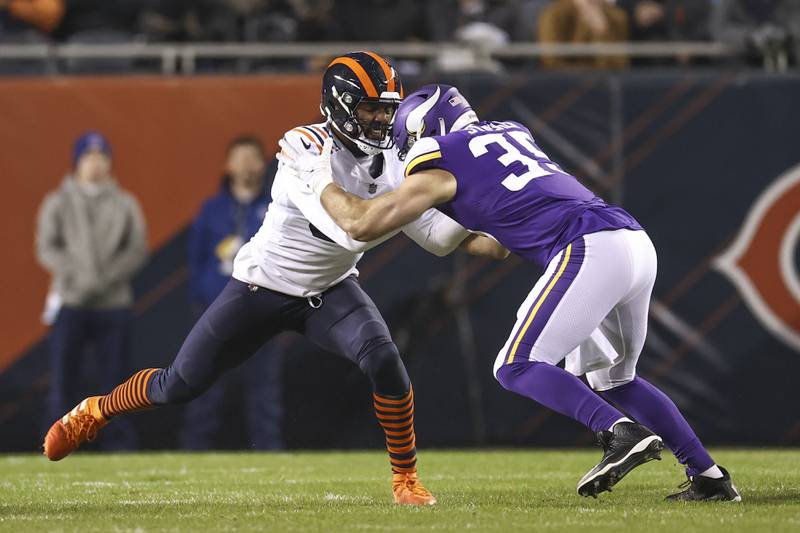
[72,131,112,167]
[35,130,148,452]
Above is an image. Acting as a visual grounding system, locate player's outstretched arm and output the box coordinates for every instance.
[459,233,510,260]
[320,168,457,242]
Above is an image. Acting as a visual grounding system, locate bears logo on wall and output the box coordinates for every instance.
[714,163,800,351]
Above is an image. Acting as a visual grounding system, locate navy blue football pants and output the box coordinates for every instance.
[147,277,410,405]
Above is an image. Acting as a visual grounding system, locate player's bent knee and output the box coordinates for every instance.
[357,338,410,394]
[495,363,523,393]
[147,366,205,405]
[358,338,401,377]
[494,360,551,394]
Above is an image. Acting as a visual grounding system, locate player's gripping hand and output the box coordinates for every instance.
[276,137,298,168]
[293,137,334,196]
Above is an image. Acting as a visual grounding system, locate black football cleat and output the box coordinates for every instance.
[577,422,664,498]
[665,466,741,502]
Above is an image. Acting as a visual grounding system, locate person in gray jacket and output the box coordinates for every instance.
[36,131,147,450]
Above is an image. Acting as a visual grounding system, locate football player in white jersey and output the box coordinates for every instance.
[42,52,507,506]
[297,83,741,502]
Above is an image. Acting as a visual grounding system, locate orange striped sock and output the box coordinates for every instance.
[98,368,159,419]
[373,388,417,474]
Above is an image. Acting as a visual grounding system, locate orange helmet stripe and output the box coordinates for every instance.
[363,51,396,93]
[328,56,378,97]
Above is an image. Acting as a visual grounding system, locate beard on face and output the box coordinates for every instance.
[362,120,389,140]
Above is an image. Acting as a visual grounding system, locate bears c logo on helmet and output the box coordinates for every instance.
[714,162,800,351]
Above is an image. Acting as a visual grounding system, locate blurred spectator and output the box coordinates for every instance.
[512,0,553,41]
[137,0,194,42]
[233,0,300,42]
[0,0,64,40]
[426,0,521,43]
[53,0,140,41]
[139,0,333,43]
[617,1,712,65]
[139,0,243,42]
[618,0,668,41]
[618,0,712,41]
[285,0,336,41]
[180,135,283,450]
[539,0,630,69]
[454,0,512,46]
[139,0,224,42]
[711,0,800,69]
[332,0,428,41]
[36,131,147,451]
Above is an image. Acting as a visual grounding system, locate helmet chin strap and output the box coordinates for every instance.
[329,120,384,157]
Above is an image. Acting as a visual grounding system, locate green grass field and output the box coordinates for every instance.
[1,449,798,532]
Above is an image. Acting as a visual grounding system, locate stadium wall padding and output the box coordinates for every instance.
[0,75,321,370]
[1,72,799,451]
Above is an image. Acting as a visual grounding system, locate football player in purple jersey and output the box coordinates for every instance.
[292,84,740,502]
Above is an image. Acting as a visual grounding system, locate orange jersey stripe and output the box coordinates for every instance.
[328,57,378,97]
[292,128,322,152]
[363,51,395,93]
[309,125,329,139]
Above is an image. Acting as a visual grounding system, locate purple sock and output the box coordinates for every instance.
[599,376,714,476]
[496,362,625,433]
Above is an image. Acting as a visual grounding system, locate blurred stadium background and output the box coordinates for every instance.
[1,0,800,455]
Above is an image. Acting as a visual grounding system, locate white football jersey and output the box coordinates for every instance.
[232,123,469,297]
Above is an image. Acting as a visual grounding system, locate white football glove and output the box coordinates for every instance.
[276,137,299,170]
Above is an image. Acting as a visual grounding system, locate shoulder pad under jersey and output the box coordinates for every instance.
[403,137,442,177]
[279,123,331,159]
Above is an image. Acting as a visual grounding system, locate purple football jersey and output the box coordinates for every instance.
[403,120,642,266]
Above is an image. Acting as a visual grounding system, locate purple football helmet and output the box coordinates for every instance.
[393,84,479,160]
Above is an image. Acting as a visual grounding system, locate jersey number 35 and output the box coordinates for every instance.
[469,131,561,192]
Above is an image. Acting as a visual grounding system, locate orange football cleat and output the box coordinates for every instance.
[392,472,437,505]
[43,397,108,461]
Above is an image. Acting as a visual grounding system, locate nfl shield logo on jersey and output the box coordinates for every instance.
[368,183,378,194]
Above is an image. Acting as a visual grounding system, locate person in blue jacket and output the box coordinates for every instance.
[181,135,283,450]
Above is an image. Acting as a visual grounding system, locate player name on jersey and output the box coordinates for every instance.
[404,120,642,267]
